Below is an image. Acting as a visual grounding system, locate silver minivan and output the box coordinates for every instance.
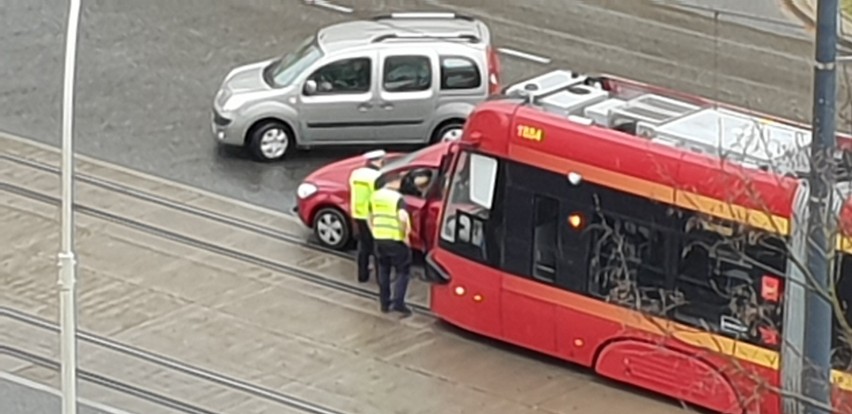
[211,12,501,161]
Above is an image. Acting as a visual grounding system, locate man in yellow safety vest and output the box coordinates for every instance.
[348,149,386,283]
[368,176,412,316]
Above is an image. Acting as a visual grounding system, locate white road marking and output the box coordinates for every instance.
[303,0,353,14]
[496,47,552,64]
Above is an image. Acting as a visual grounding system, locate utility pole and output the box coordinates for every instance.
[802,0,839,412]
[58,0,82,413]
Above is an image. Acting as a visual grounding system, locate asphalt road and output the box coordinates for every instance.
[654,0,810,39]
[0,0,827,212]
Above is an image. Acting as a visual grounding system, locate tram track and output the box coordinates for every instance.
[0,152,434,411]
[0,307,346,414]
[0,344,217,414]
[0,153,353,261]
[0,179,432,316]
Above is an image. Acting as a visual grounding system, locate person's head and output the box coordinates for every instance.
[413,175,431,190]
[362,149,386,169]
[383,176,402,190]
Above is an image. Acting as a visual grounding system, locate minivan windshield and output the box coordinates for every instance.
[263,36,324,88]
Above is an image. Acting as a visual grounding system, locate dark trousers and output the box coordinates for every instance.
[375,240,411,310]
[354,219,374,282]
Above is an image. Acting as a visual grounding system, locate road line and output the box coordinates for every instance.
[497,47,552,64]
[304,0,353,14]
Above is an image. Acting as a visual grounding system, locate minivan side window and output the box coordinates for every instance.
[440,56,481,90]
[383,56,431,92]
[306,57,372,95]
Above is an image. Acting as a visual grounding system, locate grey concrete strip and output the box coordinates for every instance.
[220,398,309,414]
[0,371,138,414]
[1,314,336,414]
[0,154,431,309]
[0,354,31,372]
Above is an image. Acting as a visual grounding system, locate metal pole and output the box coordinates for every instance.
[802,0,839,413]
[59,0,82,413]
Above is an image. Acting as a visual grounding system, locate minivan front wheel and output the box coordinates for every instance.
[431,121,464,143]
[248,120,292,161]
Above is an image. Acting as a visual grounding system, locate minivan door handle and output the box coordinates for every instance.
[357,103,373,112]
[379,102,394,110]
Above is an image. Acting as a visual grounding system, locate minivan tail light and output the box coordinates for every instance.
[486,46,501,95]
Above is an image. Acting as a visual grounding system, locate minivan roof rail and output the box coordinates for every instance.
[371,12,475,21]
[371,33,480,43]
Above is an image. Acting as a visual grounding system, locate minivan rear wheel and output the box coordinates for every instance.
[431,120,465,144]
[248,120,292,161]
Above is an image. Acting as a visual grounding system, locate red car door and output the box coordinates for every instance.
[402,195,427,252]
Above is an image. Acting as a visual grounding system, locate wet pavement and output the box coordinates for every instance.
[0,0,822,214]
[652,0,810,39]
[0,132,687,413]
[0,372,133,414]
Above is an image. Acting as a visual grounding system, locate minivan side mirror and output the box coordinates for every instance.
[303,80,318,95]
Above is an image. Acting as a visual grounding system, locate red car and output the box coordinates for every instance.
[294,142,455,252]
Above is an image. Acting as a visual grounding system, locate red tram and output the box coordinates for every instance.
[423,70,852,413]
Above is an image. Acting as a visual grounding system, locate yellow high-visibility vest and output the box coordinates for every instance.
[369,188,406,241]
[349,167,380,220]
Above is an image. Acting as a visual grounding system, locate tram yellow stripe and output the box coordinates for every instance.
[504,144,852,390]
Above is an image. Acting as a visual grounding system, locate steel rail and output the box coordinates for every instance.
[0,308,345,414]
[0,181,432,316]
[0,154,353,261]
[0,344,218,414]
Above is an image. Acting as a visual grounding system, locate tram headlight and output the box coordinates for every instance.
[296,182,318,199]
[567,212,584,229]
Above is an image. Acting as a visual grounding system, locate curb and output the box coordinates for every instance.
[782,0,852,49]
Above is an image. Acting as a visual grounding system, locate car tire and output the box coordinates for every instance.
[431,120,465,144]
[313,207,351,250]
[248,120,292,162]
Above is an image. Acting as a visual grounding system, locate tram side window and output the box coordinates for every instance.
[439,151,502,266]
[672,214,787,349]
[583,183,673,314]
[587,211,670,314]
[532,195,560,283]
[831,252,852,371]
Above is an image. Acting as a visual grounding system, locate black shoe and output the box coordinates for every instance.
[358,277,369,283]
[393,306,412,317]
[380,304,390,313]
